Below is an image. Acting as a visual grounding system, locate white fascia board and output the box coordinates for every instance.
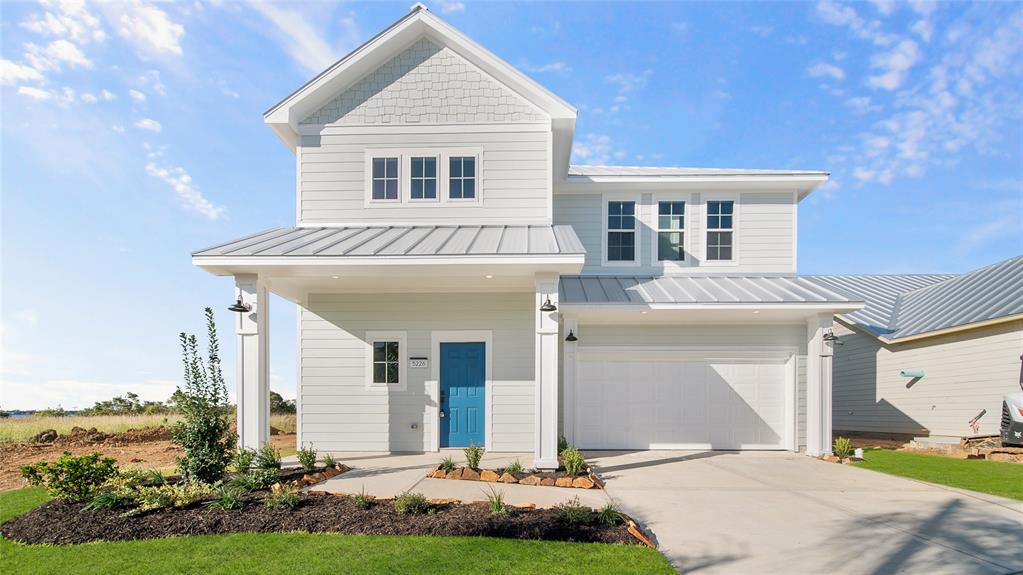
[560,302,865,313]
[557,174,828,195]
[193,254,585,268]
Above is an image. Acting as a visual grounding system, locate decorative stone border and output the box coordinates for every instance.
[426,465,602,489]
[292,463,352,488]
[819,455,863,465]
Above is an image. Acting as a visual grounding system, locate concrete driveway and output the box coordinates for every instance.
[586,450,1023,575]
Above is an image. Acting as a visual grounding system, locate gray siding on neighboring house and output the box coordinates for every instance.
[832,319,1023,438]
[552,191,796,274]
[299,130,549,224]
[300,292,535,452]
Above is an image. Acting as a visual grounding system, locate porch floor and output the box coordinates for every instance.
[289,450,610,508]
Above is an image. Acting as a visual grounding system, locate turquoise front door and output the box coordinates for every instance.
[440,342,485,447]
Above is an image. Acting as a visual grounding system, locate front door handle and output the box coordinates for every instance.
[439,410,446,418]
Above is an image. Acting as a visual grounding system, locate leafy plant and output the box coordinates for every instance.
[597,503,623,526]
[561,447,586,476]
[83,490,131,511]
[505,460,524,475]
[20,451,117,502]
[255,443,282,470]
[833,436,854,459]
[558,435,569,455]
[233,448,256,472]
[204,486,245,511]
[229,468,279,492]
[553,496,593,525]
[322,453,337,469]
[264,484,301,510]
[351,487,372,510]
[172,308,235,484]
[481,485,508,516]
[393,491,429,515]
[439,456,456,472]
[297,443,318,471]
[128,482,218,515]
[463,442,485,471]
[146,469,168,485]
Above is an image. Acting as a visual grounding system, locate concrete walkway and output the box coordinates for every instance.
[587,450,1023,575]
[304,450,608,508]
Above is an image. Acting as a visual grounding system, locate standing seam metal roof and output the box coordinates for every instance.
[559,275,861,305]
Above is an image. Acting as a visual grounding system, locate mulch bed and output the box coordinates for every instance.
[0,493,637,546]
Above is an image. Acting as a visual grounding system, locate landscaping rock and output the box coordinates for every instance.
[30,429,58,443]
[512,502,536,509]
[480,470,500,482]
[302,474,317,483]
[499,473,518,484]
[431,469,448,479]
[555,477,574,488]
[336,464,351,474]
[322,468,338,478]
[446,468,464,480]
[519,475,541,486]
[572,477,595,489]
[822,455,841,463]
[540,477,556,486]
[461,468,481,481]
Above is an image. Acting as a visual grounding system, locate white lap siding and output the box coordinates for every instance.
[299,292,535,452]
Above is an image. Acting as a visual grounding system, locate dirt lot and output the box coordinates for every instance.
[0,430,297,492]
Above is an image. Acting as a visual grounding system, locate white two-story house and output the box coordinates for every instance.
[193,5,863,468]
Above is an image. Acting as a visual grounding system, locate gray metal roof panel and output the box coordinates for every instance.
[806,274,956,335]
[560,275,861,305]
[568,165,828,177]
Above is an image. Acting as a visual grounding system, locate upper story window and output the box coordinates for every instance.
[706,200,734,261]
[606,200,636,262]
[449,156,476,200]
[410,157,437,200]
[371,157,399,201]
[657,201,685,261]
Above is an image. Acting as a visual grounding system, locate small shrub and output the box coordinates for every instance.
[129,482,218,515]
[463,442,485,471]
[351,487,372,510]
[393,491,429,515]
[230,468,279,492]
[83,490,131,511]
[561,447,586,476]
[553,496,594,525]
[833,436,854,459]
[264,484,301,510]
[597,502,623,526]
[104,467,152,494]
[146,469,168,485]
[233,448,256,472]
[322,453,337,469]
[482,485,508,515]
[255,443,282,470]
[204,486,245,511]
[505,460,524,475]
[297,443,318,471]
[439,456,456,472]
[20,451,117,502]
[558,435,569,455]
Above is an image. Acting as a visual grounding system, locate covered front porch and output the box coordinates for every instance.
[192,224,585,469]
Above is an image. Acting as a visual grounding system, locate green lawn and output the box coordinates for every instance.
[853,449,1023,501]
[0,489,673,575]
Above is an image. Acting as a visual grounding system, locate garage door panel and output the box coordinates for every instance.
[576,352,789,450]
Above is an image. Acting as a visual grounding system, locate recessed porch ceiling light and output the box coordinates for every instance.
[753,310,761,314]
[331,275,340,279]
[484,274,494,279]
[640,311,648,315]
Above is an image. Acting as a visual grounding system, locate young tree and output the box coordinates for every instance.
[172,307,235,483]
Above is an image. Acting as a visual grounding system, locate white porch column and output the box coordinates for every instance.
[805,313,835,456]
[534,273,560,469]
[234,275,270,450]
[562,316,578,446]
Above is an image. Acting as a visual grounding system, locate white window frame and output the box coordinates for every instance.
[363,148,482,207]
[703,194,739,266]
[365,154,402,204]
[406,153,441,203]
[650,192,692,269]
[365,330,407,391]
[445,149,482,205]
[601,193,641,267]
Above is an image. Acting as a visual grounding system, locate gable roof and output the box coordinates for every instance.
[264,4,576,149]
[809,255,1023,342]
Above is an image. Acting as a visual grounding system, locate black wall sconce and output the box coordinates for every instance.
[539,296,557,312]
[565,330,578,342]
[228,297,252,313]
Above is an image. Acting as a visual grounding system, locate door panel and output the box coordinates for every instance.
[440,342,485,447]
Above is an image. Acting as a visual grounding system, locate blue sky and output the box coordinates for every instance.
[2,1,1021,410]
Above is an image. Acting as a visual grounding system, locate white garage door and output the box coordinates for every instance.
[575,351,790,450]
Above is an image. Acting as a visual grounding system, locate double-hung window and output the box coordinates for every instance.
[366,331,406,390]
[371,157,399,201]
[656,201,685,261]
[706,200,734,261]
[606,200,636,262]
[448,156,476,200]
[410,156,437,200]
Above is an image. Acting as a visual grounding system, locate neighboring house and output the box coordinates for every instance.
[192,5,863,467]
[811,255,1023,441]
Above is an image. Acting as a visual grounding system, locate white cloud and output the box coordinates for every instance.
[24,39,92,72]
[808,62,845,80]
[522,61,571,74]
[106,0,185,56]
[139,70,166,96]
[0,59,44,85]
[250,3,357,75]
[100,89,115,101]
[17,86,54,101]
[112,124,125,133]
[868,39,921,90]
[20,0,107,44]
[135,118,162,132]
[129,89,147,103]
[606,70,653,95]
[436,0,465,13]
[16,85,77,106]
[145,162,225,220]
[869,0,896,16]
[816,0,897,46]
[844,96,881,114]
[572,133,627,165]
[750,25,774,38]
[12,309,39,327]
[81,92,97,103]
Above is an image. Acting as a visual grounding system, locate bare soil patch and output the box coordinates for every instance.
[1,492,636,546]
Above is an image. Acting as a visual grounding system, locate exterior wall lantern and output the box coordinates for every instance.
[228,297,252,313]
[564,330,578,342]
[539,296,557,312]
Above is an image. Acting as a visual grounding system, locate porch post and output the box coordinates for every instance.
[562,316,578,446]
[234,275,270,450]
[534,273,560,469]
[805,313,835,456]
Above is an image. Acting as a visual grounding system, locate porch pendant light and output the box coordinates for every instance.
[228,297,251,313]
[539,296,557,312]
[565,330,578,342]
